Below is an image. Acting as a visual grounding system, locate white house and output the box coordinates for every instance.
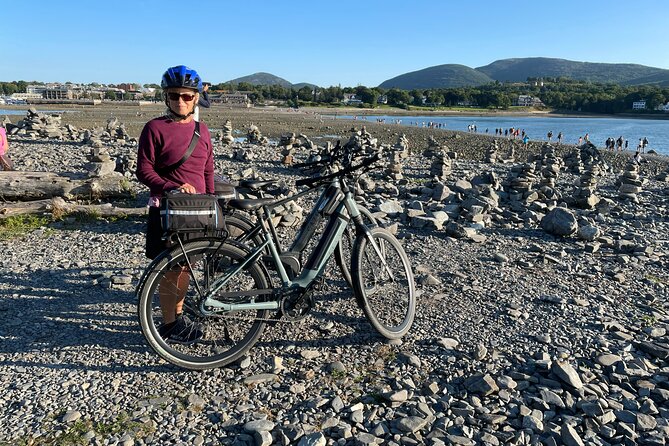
[514,95,544,107]
[342,94,363,105]
[632,100,647,110]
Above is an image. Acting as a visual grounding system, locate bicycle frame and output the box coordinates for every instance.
[197,179,371,314]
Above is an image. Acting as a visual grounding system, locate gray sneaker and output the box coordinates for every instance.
[159,314,203,344]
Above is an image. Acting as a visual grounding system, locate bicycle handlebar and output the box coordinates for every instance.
[295,153,382,188]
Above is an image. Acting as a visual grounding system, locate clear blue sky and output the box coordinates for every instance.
[2,0,668,88]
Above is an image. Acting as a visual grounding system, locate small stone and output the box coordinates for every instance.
[244,419,275,433]
[551,360,583,389]
[61,410,82,423]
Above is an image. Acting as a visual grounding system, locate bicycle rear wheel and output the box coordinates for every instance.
[352,227,415,339]
[224,213,263,248]
[335,206,376,289]
[137,239,271,369]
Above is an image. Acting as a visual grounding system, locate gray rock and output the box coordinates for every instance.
[541,207,578,236]
[551,360,583,389]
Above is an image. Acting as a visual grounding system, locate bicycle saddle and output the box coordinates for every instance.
[238,179,276,190]
[227,198,275,211]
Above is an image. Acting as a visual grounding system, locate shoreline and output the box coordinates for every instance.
[299,105,669,120]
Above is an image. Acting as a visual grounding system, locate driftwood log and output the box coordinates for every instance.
[0,171,137,201]
[0,197,147,219]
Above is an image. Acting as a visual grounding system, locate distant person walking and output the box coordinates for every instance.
[557,132,563,144]
[616,136,624,151]
[642,137,649,151]
[523,134,529,146]
[578,136,583,145]
[547,131,553,141]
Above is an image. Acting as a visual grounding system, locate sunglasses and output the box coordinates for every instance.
[167,92,196,102]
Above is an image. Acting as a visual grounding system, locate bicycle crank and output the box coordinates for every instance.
[280,286,315,321]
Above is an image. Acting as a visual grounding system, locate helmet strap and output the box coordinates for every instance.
[166,105,195,121]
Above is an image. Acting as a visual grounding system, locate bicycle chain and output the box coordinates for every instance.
[213,311,304,324]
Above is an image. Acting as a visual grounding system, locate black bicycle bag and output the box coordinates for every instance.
[160,193,224,234]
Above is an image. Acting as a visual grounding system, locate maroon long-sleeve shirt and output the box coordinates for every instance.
[136,117,214,204]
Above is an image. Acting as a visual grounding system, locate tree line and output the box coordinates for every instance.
[3,78,668,114]
[210,78,669,113]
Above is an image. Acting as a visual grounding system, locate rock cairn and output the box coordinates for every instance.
[384,149,404,181]
[430,150,453,180]
[246,124,268,145]
[8,108,77,140]
[394,134,410,159]
[105,117,130,142]
[536,144,563,203]
[424,135,442,157]
[343,126,378,155]
[564,148,585,174]
[618,159,643,202]
[220,120,234,145]
[573,164,602,209]
[279,133,298,165]
[84,148,117,178]
[505,163,538,205]
[485,140,499,163]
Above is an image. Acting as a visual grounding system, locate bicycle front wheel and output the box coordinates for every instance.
[137,239,271,370]
[352,227,416,339]
[335,206,376,289]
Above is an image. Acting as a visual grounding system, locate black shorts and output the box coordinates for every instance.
[146,206,167,259]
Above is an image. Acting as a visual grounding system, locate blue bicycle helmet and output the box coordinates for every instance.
[161,65,202,92]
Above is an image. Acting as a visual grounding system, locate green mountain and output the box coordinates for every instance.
[225,73,319,90]
[226,72,292,88]
[379,64,494,89]
[476,57,669,85]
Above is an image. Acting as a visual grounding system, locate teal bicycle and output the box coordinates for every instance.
[136,152,416,370]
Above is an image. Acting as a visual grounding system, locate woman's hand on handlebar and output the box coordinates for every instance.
[178,183,197,194]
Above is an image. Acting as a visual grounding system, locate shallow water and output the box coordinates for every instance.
[329,114,669,156]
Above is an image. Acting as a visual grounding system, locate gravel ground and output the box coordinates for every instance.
[1,108,669,445]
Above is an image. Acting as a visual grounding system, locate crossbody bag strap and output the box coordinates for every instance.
[156,121,200,176]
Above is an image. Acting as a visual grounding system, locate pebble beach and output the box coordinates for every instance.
[1,103,669,446]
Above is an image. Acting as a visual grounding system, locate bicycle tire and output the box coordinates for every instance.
[137,239,271,369]
[352,227,416,339]
[224,213,263,248]
[334,206,376,289]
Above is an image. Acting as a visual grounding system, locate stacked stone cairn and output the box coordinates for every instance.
[384,148,404,181]
[344,126,378,155]
[84,148,117,178]
[298,134,316,152]
[536,144,563,203]
[430,149,453,180]
[394,134,410,159]
[220,120,234,145]
[105,117,130,142]
[504,141,516,163]
[570,163,602,209]
[485,140,499,163]
[246,124,268,145]
[424,135,441,157]
[279,133,298,166]
[504,163,538,209]
[564,148,584,174]
[11,108,70,140]
[618,159,643,202]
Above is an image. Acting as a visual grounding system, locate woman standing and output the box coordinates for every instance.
[136,65,214,344]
